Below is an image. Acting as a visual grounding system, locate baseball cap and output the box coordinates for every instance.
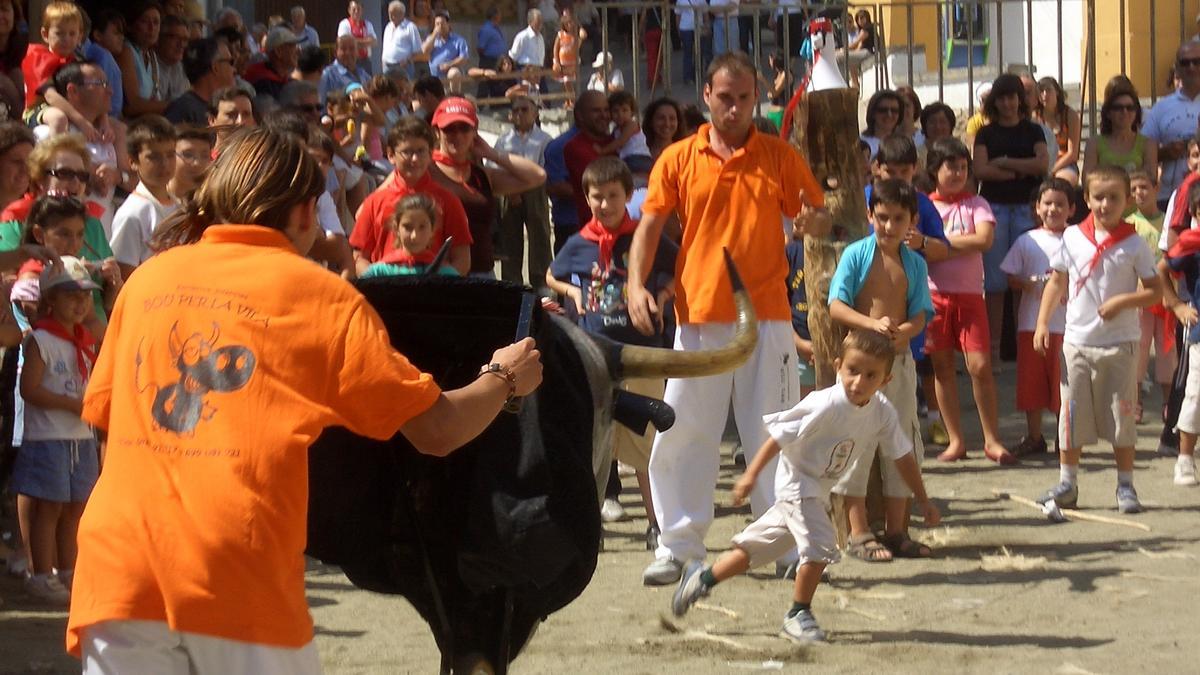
[591,51,612,69]
[431,96,478,129]
[265,26,302,52]
[40,256,100,294]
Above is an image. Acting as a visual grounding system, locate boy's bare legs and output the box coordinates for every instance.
[1025,409,1043,441]
[792,561,826,605]
[56,502,86,577]
[1114,446,1135,473]
[1181,431,1196,460]
[963,350,1014,463]
[19,497,62,575]
[930,350,966,461]
[709,547,751,581]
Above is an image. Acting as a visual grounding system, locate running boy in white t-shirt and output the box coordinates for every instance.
[670,330,940,643]
[1000,178,1073,455]
[1035,166,1162,513]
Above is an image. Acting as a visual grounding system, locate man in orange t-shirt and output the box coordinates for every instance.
[627,52,829,586]
[65,127,540,673]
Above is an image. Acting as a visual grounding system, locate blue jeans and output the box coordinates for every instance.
[713,15,735,56]
[680,30,711,83]
[983,201,1037,293]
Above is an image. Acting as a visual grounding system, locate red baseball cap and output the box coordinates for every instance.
[431,97,478,129]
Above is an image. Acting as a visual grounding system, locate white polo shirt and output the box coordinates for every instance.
[509,25,545,67]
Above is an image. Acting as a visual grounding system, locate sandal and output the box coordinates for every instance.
[880,531,932,559]
[846,533,893,562]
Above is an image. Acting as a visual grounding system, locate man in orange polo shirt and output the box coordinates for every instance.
[627,52,829,585]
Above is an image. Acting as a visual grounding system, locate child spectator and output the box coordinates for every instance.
[924,138,1013,464]
[597,91,652,166]
[547,157,676,548]
[361,193,458,277]
[24,2,107,145]
[1128,170,1176,422]
[786,218,815,396]
[1035,166,1161,513]
[109,116,179,279]
[828,178,934,560]
[1160,179,1200,486]
[552,10,586,104]
[168,126,213,202]
[1132,169,1164,232]
[1000,178,1073,456]
[362,75,399,165]
[10,255,100,604]
[671,330,941,642]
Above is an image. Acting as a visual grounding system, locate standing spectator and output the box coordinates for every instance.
[494,95,553,285]
[510,8,546,92]
[710,0,737,57]
[383,1,422,77]
[412,74,444,121]
[919,102,956,146]
[429,97,545,277]
[421,11,469,89]
[338,0,378,76]
[1143,41,1200,210]
[290,6,320,50]
[676,0,709,86]
[320,35,370,105]
[477,6,506,72]
[896,86,922,146]
[626,53,828,585]
[84,10,124,120]
[973,73,1048,363]
[544,107,578,251]
[638,5,666,91]
[244,26,302,102]
[860,89,902,159]
[165,38,235,126]
[213,26,258,99]
[1084,84,1157,178]
[119,2,168,117]
[0,0,24,120]
[109,115,178,279]
[643,97,684,161]
[155,14,191,103]
[563,91,614,228]
[295,45,326,84]
[207,87,257,151]
[552,10,586,103]
[1037,76,1081,184]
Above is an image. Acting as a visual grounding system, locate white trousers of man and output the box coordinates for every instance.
[650,320,800,563]
[82,620,322,674]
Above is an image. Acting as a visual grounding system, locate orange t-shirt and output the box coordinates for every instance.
[66,225,442,654]
[642,124,824,324]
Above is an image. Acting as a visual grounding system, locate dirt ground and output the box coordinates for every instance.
[2,363,1199,674]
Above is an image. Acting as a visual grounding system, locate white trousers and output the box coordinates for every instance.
[81,620,322,675]
[649,321,800,562]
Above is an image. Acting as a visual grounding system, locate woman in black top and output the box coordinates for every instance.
[838,9,875,91]
[972,73,1048,355]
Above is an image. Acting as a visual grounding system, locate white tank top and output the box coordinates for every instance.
[22,329,93,441]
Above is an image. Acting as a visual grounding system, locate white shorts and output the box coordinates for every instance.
[831,351,923,498]
[1059,341,1138,449]
[81,620,321,675]
[1176,342,1200,436]
[731,498,839,567]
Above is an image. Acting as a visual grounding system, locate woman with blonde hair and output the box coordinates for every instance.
[65,126,542,672]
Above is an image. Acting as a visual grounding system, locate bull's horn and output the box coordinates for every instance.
[613,249,757,379]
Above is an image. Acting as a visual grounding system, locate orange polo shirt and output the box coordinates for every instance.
[642,124,823,324]
[66,225,441,655]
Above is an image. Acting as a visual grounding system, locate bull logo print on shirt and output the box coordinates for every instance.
[140,322,257,434]
[822,439,855,478]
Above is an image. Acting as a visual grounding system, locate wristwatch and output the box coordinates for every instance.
[480,362,517,407]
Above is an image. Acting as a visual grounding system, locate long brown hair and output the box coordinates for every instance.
[152,127,325,251]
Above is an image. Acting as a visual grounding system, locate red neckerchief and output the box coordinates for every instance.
[1170,172,1200,232]
[579,213,638,270]
[380,246,436,265]
[432,149,472,171]
[1075,213,1138,293]
[931,190,972,204]
[1,192,103,222]
[32,317,96,378]
[1169,227,1200,259]
[349,18,368,58]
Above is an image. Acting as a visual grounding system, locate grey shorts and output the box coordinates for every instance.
[11,437,99,502]
[1059,341,1138,449]
[731,498,840,567]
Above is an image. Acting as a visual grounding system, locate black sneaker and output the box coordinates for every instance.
[1012,436,1048,457]
[1036,481,1078,509]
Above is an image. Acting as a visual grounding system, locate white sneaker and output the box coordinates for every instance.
[642,556,684,586]
[1175,455,1198,486]
[25,574,70,605]
[6,549,28,578]
[600,498,626,522]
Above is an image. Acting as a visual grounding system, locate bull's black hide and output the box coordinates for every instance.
[307,276,601,664]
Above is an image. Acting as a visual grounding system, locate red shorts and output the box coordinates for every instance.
[1016,331,1063,413]
[925,292,990,354]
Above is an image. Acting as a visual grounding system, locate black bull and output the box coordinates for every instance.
[306,257,756,673]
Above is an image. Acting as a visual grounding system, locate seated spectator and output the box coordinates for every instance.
[208,86,257,151]
[169,124,212,201]
[156,13,190,103]
[421,11,468,91]
[165,37,235,126]
[412,75,445,122]
[363,75,400,163]
[280,80,322,125]
[213,25,258,98]
[0,0,26,120]
[837,9,876,91]
[290,6,320,50]
[295,45,326,83]
[83,9,125,119]
[588,51,624,93]
[119,2,169,117]
[320,35,369,105]
[244,26,301,102]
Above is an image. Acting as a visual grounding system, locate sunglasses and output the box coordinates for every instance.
[1109,103,1138,113]
[47,168,90,182]
[876,106,900,115]
[1179,57,1200,68]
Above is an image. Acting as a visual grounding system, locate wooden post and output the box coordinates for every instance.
[790,88,874,545]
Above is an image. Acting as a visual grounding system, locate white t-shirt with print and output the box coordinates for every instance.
[763,384,910,503]
[1000,227,1068,334]
[1049,224,1157,346]
[109,183,178,267]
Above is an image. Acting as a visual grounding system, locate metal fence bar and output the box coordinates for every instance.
[1182,0,1187,45]
[968,0,976,118]
[1150,0,1158,104]
[1025,0,1033,71]
[1119,0,1126,76]
[1057,0,1064,86]
[662,1,672,96]
[1087,0,1098,137]
[997,0,1005,72]
[906,4,914,86]
[937,0,945,102]
[632,7,639,105]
